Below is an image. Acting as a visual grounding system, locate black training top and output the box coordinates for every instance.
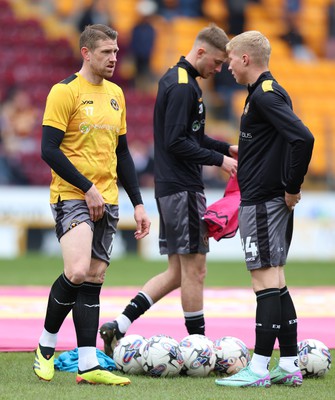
[153,56,231,198]
[237,71,314,206]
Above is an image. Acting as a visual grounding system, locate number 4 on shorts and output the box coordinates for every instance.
[241,236,258,257]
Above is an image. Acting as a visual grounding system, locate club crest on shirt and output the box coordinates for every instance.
[110,99,119,110]
[192,120,201,132]
[244,102,250,115]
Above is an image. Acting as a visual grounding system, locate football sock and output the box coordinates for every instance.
[250,353,271,375]
[277,286,298,357]
[73,282,102,347]
[139,291,154,306]
[115,314,132,334]
[78,346,99,371]
[122,291,153,323]
[279,356,300,372]
[39,328,58,352]
[184,310,205,335]
[254,288,281,357]
[44,273,82,334]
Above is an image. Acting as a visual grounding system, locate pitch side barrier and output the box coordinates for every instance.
[0,187,334,260]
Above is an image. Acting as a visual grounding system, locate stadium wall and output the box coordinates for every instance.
[0,187,334,260]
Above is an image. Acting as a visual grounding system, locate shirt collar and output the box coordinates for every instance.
[247,71,274,94]
[177,56,199,79]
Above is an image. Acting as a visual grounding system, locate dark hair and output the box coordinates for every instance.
[79,24,118,50]
[196,24,229,52]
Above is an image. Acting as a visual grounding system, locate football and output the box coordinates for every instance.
[141,334,184,377]
[179,334,216,377]
[213,336,251,376]
[298,338,332,378]
[113,334,148,375]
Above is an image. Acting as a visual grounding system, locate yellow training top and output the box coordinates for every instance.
[43,73,126,204]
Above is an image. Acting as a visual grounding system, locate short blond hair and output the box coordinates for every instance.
[226,31,271,66]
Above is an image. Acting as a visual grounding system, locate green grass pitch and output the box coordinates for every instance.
[0,253,334,399]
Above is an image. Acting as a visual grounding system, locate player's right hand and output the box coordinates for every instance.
[85,184,105,221]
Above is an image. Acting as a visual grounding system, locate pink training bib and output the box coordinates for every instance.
[203,175,240,241]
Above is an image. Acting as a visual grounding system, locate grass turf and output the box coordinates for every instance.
[1,253,334,399]
[0,351,334,400]
[0,253,334,287]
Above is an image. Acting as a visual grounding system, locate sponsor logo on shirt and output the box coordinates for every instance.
[79,122,91,134]
[79,121,120,135]
[240,131,252,140]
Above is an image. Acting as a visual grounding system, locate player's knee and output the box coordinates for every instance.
[65,269,87,284]
[189,265,207,285]
[198,264,207,281]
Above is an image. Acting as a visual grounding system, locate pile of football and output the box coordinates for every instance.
[112,333,332,380]
[112,333,250,378]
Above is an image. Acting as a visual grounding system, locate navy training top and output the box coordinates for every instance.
[237,71,314,206]
[153,56,231,198]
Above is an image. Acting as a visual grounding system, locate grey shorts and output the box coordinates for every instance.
[156,191,209,255]
[238,197,293,270]
[50,200,119,265]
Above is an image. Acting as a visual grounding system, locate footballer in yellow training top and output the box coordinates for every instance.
[43,72,126,204]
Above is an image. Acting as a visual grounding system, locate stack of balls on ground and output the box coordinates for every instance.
[112,333,250,377]
[112,333,332,379]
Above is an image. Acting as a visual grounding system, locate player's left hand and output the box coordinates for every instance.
[134,204,151,239]
[229,145,238,160]
[285,191,301,211]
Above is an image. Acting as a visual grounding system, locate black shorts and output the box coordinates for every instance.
[156,191,209,255]
[50,200,119,265]
[239,197,293,270]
